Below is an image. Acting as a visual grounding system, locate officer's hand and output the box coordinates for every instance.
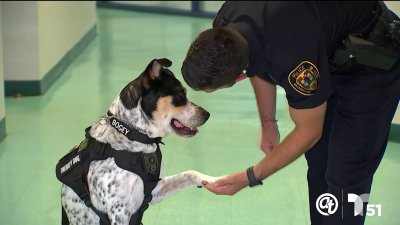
[203,171,248,196]
[257,121,280,155]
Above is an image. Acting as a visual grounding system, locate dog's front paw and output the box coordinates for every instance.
[186,170,220,188]
[200,175,221,186]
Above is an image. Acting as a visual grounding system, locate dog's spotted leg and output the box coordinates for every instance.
[150,170,220,204]
[61,185,99,225]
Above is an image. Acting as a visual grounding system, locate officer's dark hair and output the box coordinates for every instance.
[181,27,249,90]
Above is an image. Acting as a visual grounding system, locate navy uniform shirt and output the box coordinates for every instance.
[213,1,378,109]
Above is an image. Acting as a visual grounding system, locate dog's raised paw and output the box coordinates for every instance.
[197,180,209,188]
[185,170,220,187]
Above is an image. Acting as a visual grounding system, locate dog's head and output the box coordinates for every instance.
[117,58,209,137]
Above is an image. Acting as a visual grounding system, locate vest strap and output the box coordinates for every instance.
[56,129,163,225]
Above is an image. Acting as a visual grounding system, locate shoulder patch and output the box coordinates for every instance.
[288,61,320,96]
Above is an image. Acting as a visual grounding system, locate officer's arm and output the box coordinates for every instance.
[203,102,327,195]
[252,101,326,181]
[250,76,277,123]
[251,76,280,154]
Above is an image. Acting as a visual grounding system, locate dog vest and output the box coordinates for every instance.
[55,115,163,225]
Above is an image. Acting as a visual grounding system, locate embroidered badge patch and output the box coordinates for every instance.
[288,61,320,96]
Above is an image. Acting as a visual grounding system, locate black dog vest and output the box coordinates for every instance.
[56,115,163,225]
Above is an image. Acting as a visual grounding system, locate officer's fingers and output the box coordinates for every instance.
[204,182,223,193]
[204,176,231,188]
[275,129,281,144]
[204,183,222,194]
[260,141,274,155]
[204,183,235,195]
[205,176,231,187]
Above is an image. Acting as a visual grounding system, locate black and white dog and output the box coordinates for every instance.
[59,58,218,225]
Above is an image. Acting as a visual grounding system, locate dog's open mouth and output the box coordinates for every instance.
[171,119,198,136]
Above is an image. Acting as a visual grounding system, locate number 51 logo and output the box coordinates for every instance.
[348,194,382,216]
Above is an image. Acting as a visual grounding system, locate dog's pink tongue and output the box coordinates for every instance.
[174,120,184,128]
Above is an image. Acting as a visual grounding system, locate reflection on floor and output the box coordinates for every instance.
[0,8,399,225]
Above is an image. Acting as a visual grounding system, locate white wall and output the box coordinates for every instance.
[2,1,96,81]
[0,1,96,136]
[385,1,400,14]
[2,1,39,81]
[0,3,5,121]
[37,1,96,79]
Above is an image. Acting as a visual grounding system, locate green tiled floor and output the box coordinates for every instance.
[1,8,399,225]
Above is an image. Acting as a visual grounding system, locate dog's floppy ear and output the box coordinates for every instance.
[156,58,172,67]
[119,58,172,109]
[148,58,172,79]
[119,75,150,110]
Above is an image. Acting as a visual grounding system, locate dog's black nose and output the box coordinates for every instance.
[203,111,210,121]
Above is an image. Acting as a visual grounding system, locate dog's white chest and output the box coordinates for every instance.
[88,158,146,214]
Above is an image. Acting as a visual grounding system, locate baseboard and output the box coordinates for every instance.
[0,117,6,142]
[389,123,400,143]
[4,25,97,96]
[96,1,216,18]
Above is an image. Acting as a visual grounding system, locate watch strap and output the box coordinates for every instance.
[246,166,263,187]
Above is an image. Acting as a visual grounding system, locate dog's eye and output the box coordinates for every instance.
[177,92,187,101]
[172,92,187,106]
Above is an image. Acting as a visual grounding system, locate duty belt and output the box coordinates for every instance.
[330,2,400,73]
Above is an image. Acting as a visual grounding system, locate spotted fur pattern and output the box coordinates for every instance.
[61,59,220,225]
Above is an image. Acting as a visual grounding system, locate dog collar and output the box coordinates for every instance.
[106,111,163,145]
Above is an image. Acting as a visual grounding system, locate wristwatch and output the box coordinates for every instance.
[246,166,263,187]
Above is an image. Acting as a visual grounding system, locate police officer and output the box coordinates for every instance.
[181,1,400,225]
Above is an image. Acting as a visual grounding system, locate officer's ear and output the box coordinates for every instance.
[220,30,235,49]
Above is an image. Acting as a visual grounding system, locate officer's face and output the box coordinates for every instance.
[202,72,247,93]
